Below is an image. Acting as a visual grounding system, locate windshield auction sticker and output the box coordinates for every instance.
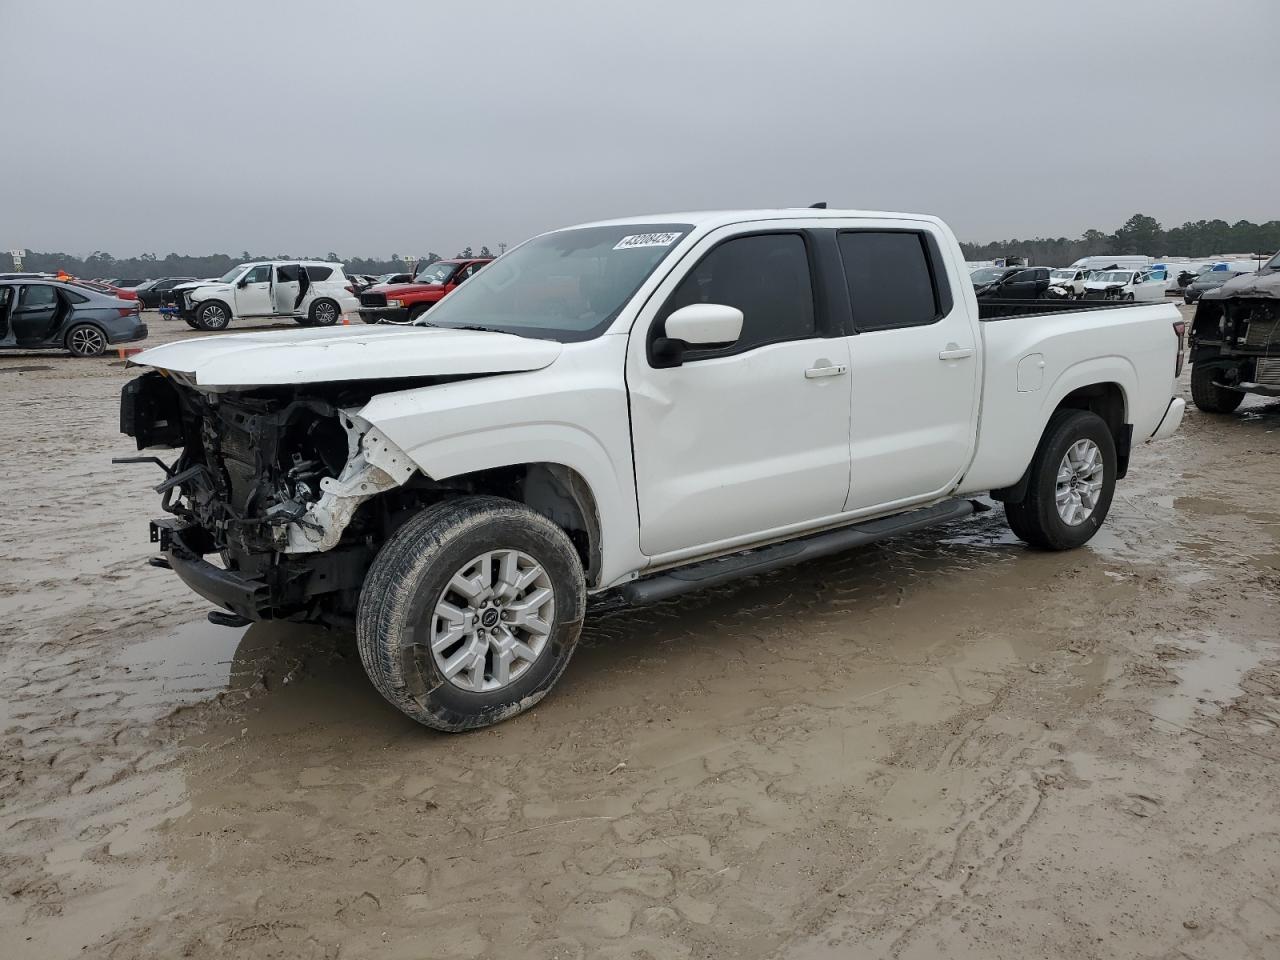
[613,233,682,250]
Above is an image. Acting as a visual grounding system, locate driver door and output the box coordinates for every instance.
[234,264,274,316]
[626,228,853,560]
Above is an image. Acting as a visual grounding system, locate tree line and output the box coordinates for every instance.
[960,214,1280,266]
[12,246,502,282]
[13,215,1278,279]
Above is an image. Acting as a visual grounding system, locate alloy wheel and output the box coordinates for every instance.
[1055,439,1104,525]
[430,550,555,692]
[69,326,105,356]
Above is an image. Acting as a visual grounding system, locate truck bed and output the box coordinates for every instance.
[977,298,1147,321]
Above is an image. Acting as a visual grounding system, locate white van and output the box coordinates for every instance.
[1070,255,1152,273]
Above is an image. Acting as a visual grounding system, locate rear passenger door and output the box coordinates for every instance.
[11,283,63,345]
[626,228,853,559]
[837,227,980,512]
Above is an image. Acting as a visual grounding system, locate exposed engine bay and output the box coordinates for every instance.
[1191,272,1280,395]
[119,371,430,622]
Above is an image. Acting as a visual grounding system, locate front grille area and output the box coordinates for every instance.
[359,292,387,308]
[1243,317,1280,349]
[1255,357,1280,388]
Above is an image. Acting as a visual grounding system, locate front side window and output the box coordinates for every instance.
[417,223,692,342]
[838,231,940,331]
[656,232,815,357]
[243,265,272,284]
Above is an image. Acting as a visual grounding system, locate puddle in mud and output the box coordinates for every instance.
[114,618,346,714]
[1148,631,1267,728]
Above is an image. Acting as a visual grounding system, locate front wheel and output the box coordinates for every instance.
[1190,364,1245,413]
[357,497,587,732]
[194,300,231,330]
[1004,409,1116,550]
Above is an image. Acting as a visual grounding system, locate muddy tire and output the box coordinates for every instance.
[1004,409,1116,551]
[183,316,200,329]
[309,298,340,326]
[406,303,432,324]
[1190,364,1244,414]
[65,323,107,357]
[357,496,587,732]
[193,300,231,330]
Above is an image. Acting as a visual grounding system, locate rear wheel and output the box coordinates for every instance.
[357,496,587,732]
[1004,409,1116,550]
[309,298,340,326]
[1190,364,1245,413]
[66,323,107,357]
[194,300,231,330]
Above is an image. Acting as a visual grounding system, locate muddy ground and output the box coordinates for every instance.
[1,306,1278,960]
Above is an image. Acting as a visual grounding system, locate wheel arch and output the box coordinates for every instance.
[992,374,1131,503]
[429,462,605,587]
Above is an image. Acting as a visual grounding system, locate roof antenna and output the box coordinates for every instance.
[809,201,827,209]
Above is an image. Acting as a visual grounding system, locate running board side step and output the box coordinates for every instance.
[616,499,980,607]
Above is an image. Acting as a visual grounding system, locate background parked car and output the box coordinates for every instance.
[1082,268,1168,302]
[971,266,1050,300]
[72,278,139,302]
[134,277,196,308]
[1183,270,1243,304]
[0,277,146,356]
[1047,267,1088,299]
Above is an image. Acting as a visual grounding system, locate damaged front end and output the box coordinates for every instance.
[119,371,418,623]
[1191,270,1280,396]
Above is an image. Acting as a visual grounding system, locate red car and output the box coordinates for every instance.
[65,277,139,302]
[357,258,491,324]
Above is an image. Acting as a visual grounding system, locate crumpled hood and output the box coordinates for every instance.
[1205,270,1280,300]
[131,325,562,389]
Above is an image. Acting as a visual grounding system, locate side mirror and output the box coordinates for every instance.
[651,303,744,368]
[237,278,249,288]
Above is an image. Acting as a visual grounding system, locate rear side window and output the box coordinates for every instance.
[657,232,815,358]
[837,231,942,331]
[305,266,334,281]
[63,289,89,303]
[19,284,58,307]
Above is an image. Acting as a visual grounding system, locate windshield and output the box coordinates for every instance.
[413,261,459,284]
[218,264,249,283]
[970,267,1005,284]
[1094,271,1133,283]
[414,223,692,341]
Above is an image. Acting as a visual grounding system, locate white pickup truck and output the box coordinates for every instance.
[119,209,1186,731]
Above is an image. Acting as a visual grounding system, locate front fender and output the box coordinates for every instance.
[356,339,644,588]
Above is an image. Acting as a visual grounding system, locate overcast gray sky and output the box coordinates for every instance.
[1,0,1277,258]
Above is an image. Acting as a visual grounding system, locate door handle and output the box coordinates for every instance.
[805,363,848,379]
[938,345,974,361]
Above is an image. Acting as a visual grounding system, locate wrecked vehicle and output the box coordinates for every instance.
[1188,251,1280,412]
[119,209,1186,731]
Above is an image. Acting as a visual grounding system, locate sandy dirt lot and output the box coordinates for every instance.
[2,306,1279,960]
